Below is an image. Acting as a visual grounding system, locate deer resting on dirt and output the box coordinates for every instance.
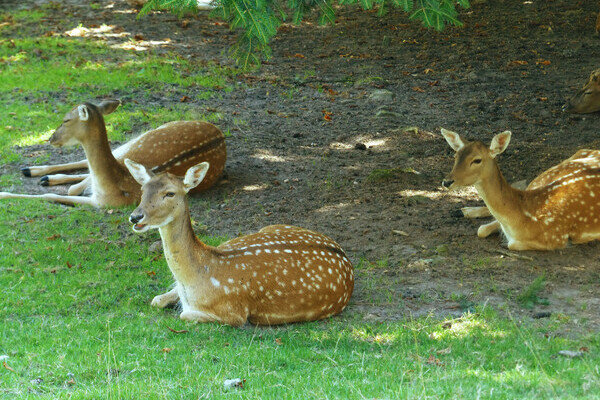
[2,100,225,207]
[563,68,600,113]
[125,159,354,326]
[442,128,600,251]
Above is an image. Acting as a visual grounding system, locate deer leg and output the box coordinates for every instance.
[477,220,501,238]
[151,287,180,308]
[507,240,535,251]
[461,206,492,219]
[179,310,221,323]
[21,159,88,177]
[67,176,91,196]
[0,192,97,207]
[40,173,88,187]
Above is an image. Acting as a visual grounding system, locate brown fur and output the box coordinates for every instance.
[127,162,354,326]
[442,129,600,250]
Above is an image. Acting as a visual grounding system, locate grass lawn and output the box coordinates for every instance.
[1,5,599,399]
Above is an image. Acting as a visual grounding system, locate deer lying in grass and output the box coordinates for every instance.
[441,128,600,250]
[563,68,600,113]
[2,100,226,207]
[125,159,354,326]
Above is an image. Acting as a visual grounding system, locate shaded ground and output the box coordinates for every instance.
[3,0,600,334]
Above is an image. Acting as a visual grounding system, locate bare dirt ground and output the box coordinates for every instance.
[3,0,600,334]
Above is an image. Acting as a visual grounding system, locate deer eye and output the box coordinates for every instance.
[165,192,175,198]
[471,158,482,165]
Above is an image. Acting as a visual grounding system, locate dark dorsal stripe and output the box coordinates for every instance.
[216,241,348,260]
[152,135,224,174]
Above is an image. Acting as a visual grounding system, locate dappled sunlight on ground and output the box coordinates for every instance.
[14,128,53,147]
[242,183,269,192]
[398,186,481,203]
[251,149,288,163]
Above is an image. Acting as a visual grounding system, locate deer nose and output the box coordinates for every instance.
[130,213,144,224]
[442,179,454,189]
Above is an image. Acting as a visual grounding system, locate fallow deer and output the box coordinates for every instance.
[1,100,226,207]
[125,159,354,326]
[441,128,600,250]
[563,68,600,113]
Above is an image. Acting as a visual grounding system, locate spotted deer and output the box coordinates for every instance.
[2,100,226,207]
[441,128,600,250]
[125,159,354,326]
[563,68,600,113]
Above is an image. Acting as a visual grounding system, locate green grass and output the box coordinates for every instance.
[0,16,235,164]
[517,274,549,309]
[0,201,598,398]
[1,5,599,399]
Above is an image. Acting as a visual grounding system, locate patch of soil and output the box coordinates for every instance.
[2,0,600,334]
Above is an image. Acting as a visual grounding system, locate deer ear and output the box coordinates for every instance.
[183,162,210,193]
[125,159,152,185]
[490,131,512,158]
[97,99,121,115]
[77,105,89,121]
[441,128,465,152]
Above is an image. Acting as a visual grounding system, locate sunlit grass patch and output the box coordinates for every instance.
[0,37,231,94]
[0,200,599,398]
[0,32,233,165]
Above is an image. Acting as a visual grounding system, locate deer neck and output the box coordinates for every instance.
[79,125,128,191]
[157,202,213,285]
[474,162,528,228]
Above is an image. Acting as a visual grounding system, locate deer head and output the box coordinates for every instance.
[563,68,600,114]
[126,159,209,232]
[49,100,121,147]
[441,128,511,190]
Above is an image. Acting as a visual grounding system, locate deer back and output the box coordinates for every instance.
[208,225,354,325]
[116,121,226,193]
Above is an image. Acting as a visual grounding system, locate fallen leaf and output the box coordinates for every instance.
[507,60,528,67]
[412,86,425,93]
[274,338,283,345]
[67,378,75,385]
[180,96,191,103]
[3,361,14,372]
[424,68,435,74]
[67,261,73,269]
[165,325,189,334]
[161,347,173,353]
[46,234,60,241]
[293,53,305,58]
[536,59,551,65]
[134,33,145,41]
[146,270,156,277]
[426,354,444,366]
